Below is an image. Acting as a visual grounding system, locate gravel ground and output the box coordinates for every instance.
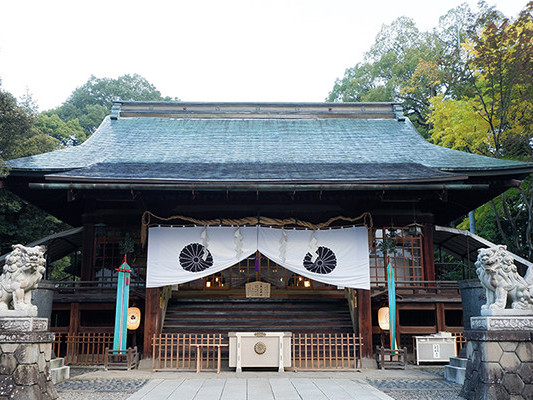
[56,368,148,400]
[367,379,464,400]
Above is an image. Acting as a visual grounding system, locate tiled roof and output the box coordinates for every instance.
[7,102,532,183]
[49,162,459,183]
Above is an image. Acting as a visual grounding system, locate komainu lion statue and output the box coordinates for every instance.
[0,244,46,314]
[476,245,533,312]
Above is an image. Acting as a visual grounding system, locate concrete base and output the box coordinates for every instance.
[50,358,69,384]
[461,328,533,399]
[0,317,57,399]
[444,357,467,384]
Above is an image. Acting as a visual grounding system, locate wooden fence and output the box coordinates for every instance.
[152,333,225,371]
[452,331,467,353]
[52,332,64,358]
[292,333,363,370]
[152,332,363,371]
[63,333,114,365]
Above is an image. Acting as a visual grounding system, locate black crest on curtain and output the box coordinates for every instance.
[303,246,337,274]
[179,243,213,272]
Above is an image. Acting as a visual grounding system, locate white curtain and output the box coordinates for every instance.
[146,226,257,287]
[258,226,370,289]
[146,225,370,289]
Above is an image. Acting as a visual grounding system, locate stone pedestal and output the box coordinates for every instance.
[0,317,58,400]
[461,316,533,400]
[32,281,55,320]
[459,279,485,330]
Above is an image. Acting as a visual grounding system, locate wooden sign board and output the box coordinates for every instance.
[245,281,271,298]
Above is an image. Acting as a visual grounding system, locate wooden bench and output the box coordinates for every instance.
[375,346,407,369]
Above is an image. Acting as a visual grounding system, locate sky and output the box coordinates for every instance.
[0,0,529,111]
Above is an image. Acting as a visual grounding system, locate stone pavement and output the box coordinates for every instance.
[126,376,392,400]
[56,365,465,400]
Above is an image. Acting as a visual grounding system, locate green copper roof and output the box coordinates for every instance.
[7,102,532,183]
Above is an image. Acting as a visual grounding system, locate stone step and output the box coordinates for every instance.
[51,365,70,385]
[444,364,466,385]
[449,356,468,368]
[50,357,65,369]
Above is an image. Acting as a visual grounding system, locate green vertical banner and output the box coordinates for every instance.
[113,256,132,351]
[386,257,396,350]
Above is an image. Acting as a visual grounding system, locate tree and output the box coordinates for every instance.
[328,5,476,136]
[0,86,68,255]
[0,90,36,167]
[430,2,533,258]
[49,73,179,135]
[34,114,86,146]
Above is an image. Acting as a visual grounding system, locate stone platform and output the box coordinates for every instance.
[0,316,57,400]
[462,317,533,400]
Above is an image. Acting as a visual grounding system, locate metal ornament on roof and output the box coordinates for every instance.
[179,243,213,272]
[303,246,337,274]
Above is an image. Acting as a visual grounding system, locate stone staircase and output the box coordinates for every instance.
[50,357,70,384]
[444,356,467,384]
[163,298,353,335]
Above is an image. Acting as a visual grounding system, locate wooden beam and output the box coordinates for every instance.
[357,289,373,358]
[423,223,436,281]
[143,287,161,359]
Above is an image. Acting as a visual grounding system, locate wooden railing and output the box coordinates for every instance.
[371,280,460,295]
[292,333,363,370]
[152,333,225,371]
[65,333,114,365]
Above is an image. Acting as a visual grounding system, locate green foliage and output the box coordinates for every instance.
[0,87,68,255]
[50,73,179,135]
[431,2,533,259]
[0,90,36,164]
[0,191,69,255]
[328,6,476,136]
[34,114,86,146]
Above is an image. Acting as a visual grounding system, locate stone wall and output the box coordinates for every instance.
[0,317,57,400]
[462,329,533,400]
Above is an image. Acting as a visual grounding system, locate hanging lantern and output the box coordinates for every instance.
[407,222,424,237]
[127,307,141,330]
[303,280,311,288]
[378,307,390,331]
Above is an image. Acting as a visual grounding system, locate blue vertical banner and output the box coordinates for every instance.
[386,257,396,350]
[113,256,132,351]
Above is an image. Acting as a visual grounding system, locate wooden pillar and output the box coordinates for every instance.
[357,289,373,358]
[81,223,95,281]
[436,303,445,332]
[423,223,436,281]
[143,287,161,359]
[69,303,80,335]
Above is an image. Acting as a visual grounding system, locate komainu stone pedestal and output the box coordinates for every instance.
[0,317,57,400]
[461,317,533,400]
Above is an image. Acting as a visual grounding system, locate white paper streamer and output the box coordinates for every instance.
[309,230,319,262]
[234,227,243,259]
[201,226,209,261]
[279,228,288,263]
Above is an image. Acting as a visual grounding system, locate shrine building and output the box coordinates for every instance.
[3,101,533,362]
